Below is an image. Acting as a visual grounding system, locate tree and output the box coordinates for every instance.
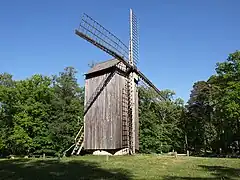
[139,86,185,154]
[186,81,217,154]
[7,75,53,155]
[186,50,240,155]
[50,67,84,155]
[0,73,16,155]
[210,51,240,153]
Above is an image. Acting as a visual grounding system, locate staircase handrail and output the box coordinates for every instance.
[74,126,83,143]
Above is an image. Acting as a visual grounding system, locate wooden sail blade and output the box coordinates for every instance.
[75,13,129,63]
[75,29,129,68]
[129,9,139,66]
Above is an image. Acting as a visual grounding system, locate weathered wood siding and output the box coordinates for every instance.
[134,82,139,150]
[84,69,126,150]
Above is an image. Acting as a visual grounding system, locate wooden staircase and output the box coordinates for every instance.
[121,76,134,154]
[122,80,129,148]
[71,126,84,155]
[63,126,84,156]
[128,74,134,154]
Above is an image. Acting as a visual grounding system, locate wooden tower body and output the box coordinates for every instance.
[84,59,139,152]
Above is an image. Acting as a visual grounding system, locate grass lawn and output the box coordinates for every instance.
[0,155,240,180]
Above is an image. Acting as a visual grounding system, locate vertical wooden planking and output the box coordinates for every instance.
[119,75,122,148]
[87,76,91,149]
[114,72,120,149]
[115,73,120,148]
[105,72,110,149]
[109,74,113,149]
[85,73,106,149]
[87,77,92,149]
[115,73,124,148]
[90,76,94,149]
[106,73,111,149]
[96,74,101,149]
[103,73,109,149]
[101,73,105,149]
[84,66,130,150]
[87,76,92,149]
[100,74,104,149]
[92,76,95,149]
[112,71,117,149]
[101,74,105,149]
[109,72,114,149]
[94,75,98,149]
[97,75,102,149]
[96,74,103,149]
[121,74,125,148]
[135,83,139,150]
[84,78,88,148]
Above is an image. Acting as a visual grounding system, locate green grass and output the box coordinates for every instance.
[0,155,240,179]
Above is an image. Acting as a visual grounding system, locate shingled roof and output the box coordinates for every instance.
[86,58,120,75]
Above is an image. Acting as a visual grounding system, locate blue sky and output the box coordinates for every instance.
[1,0,239,102]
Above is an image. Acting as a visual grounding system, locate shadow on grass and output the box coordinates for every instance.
[0,158,132,180]
[164,165,240,180]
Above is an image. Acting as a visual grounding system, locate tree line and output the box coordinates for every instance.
[0,67,84,156]
[184,51,240,155]
[139,50,240,156]
[0,51,239,156]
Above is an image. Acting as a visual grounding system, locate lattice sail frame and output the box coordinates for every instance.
[129,9,139,67]
[77,13,129,62]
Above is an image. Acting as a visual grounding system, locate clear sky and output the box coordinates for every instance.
[1,0,239,102]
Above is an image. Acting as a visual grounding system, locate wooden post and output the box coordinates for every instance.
[131,73,136,154]
[174,152,178,158]
[128,9,137,154]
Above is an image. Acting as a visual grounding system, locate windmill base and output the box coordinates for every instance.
[92,148,129,156]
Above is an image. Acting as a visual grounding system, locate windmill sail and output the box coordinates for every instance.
[75,13,129,62]
[129,9,139,66]
[75,12,165,100]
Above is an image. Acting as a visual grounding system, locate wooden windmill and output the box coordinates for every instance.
[68,9,164,156]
